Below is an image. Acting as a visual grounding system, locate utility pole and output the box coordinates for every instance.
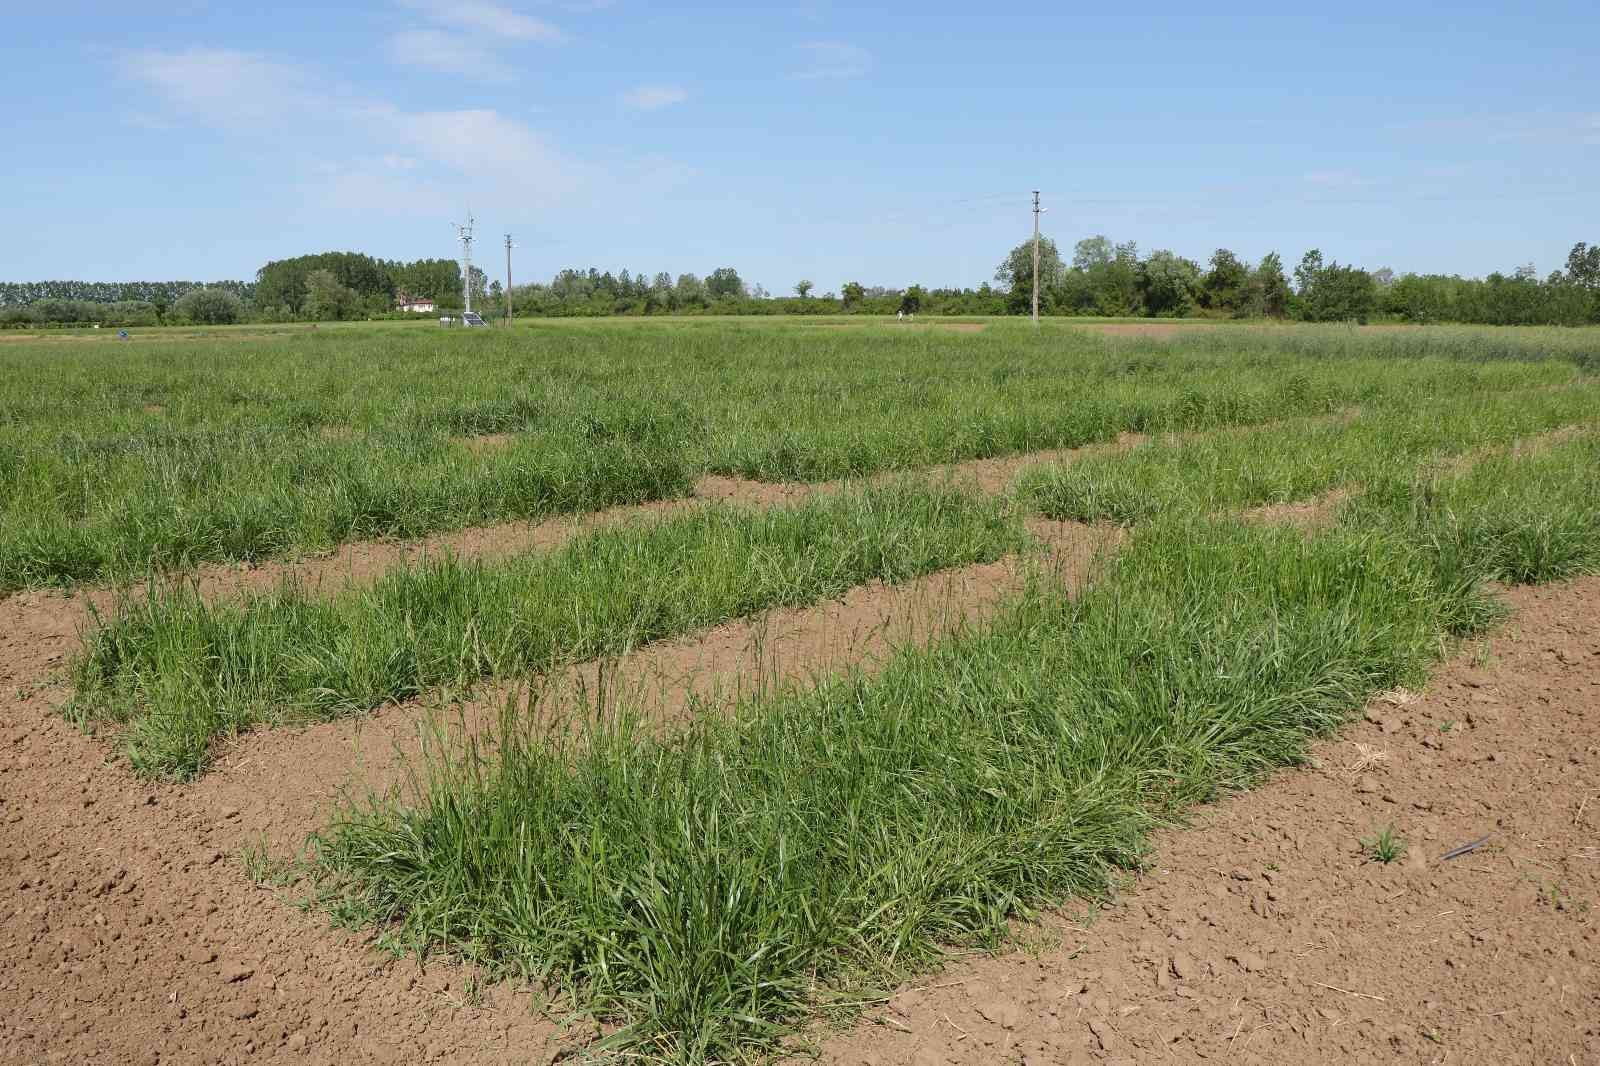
[454,213,476,315]
[1031,190,1041,326]
[504,233,514,325]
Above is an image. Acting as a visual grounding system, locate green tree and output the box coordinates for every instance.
[1140,250,1201,317]
[1199,249,1249,312]
[171,287,243,325]
[674,273,706,308]
[1249,252,1291,318]
[841,281,865,310]
[1072,235,1114,271]
[1296,259,1377,323]
[304,269,360,321]
[1566,242,1600,289]
[899,285,926,315]
[995,236,1065,314]
[794,280,814,298]
[1094,241,1142,316]
[706,267,746,299]
[1293,249,1325,296]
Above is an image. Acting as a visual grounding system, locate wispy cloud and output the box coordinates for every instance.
[621,84,688,111]
[122,46,685,216]
[397,0,564,42]
[793,40,870,80]
[386,0,561,82]
[384,29,515,81]
[122,47,318,127]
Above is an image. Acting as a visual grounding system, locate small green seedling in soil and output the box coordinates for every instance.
[1361,825,1406,864]
[239,837,297,888]
[1439,720,1456,733]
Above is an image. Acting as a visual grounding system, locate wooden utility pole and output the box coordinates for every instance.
[504,234,514,325]
[1031,190,1041,326]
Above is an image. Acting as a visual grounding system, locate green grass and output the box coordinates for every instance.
[3,319,1593,591]
[71,482,1029,779]
[310,516,1479,1062]
[1347,435,1600,587]
[1018,382,1600,524]
[306,433,1600,1063]
[1362,825,1407,864]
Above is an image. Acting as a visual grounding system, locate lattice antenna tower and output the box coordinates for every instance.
[454,212,476,313]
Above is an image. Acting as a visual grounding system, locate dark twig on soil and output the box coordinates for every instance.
[1439,835,1493,862]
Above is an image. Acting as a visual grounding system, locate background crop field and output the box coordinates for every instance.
[2,318,1596,592]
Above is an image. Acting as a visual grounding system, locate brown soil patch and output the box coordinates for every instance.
[935,322,987,333]
[2,556,1594,1063]
[316,424,356,441]
[141,404,166,416]
[1083,322,1196,339]
[454,432,515,453]
[808,576,1600,1066]
[1242,487,1354,531]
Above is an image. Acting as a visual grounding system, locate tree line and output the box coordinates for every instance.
[4,240,1597,327]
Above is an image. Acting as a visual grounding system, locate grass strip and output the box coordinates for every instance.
[1017,381,1600,524]
[0,426,696,593]
[71,482,1029,779]
[307,523,1473,1061]
[309,437,1600,1063]
[4,323,1587,591]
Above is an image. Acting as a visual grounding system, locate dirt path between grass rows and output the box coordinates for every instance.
[177,519,1122,853]
[0,430,1147,634]
[3,568,1594,1065]
[807,576,1600,1066]
[0,515,1119,1066]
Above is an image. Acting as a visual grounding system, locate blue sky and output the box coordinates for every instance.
[2,1,1596,291]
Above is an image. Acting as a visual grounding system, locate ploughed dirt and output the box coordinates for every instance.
[2,543,1597,1066]
[2,564,1594,1064]
[809,576,1600,1066]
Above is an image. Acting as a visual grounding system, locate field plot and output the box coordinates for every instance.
[1,320,1597,1065]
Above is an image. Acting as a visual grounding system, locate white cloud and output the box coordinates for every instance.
[397,0,564,43]
[121,46,678,217]
[384,28,516,81]
[122,48,318,127]
[794,41,870,80]
[621,84,688,111]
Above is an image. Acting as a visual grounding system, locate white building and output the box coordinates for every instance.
[398,296,437,313]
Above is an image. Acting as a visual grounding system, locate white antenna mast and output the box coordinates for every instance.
[454,212,476,314]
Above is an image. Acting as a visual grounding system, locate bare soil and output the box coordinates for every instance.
[2,552,1596,1066]
[809,577,1600,1066]
[1082,323,1196,339]
[453,433,515,453]
[1241,488,1353,531]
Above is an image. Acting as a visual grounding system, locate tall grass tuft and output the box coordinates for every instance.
[312,516,1486,1062]
[72,482,1029,778]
